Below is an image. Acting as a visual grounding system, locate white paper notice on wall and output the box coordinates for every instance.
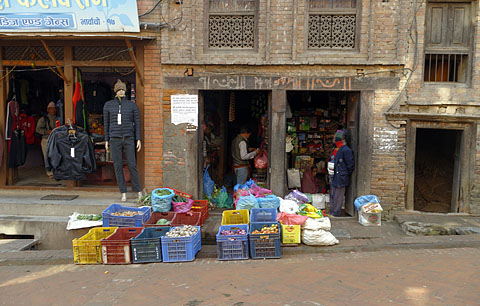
[171,94,198,127]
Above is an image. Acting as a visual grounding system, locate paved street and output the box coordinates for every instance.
[0,247,479,306]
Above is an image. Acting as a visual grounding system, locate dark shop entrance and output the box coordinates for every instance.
[414,128,461,213]
[201,90,270,196]
[286,91,360,216]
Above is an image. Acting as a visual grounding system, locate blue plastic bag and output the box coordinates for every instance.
[234,179,258,192]
[203,165,215,198]
[256,195,280,209]
[215,186,232,208]
[354,195,380,211]
[151,188,175,212]
[236,192,259,210]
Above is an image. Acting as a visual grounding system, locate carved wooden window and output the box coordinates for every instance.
[308,0,358,49]
[207,0,256,49]
[424,2,472,83]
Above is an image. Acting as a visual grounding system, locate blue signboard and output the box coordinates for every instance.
[0,0,139,32]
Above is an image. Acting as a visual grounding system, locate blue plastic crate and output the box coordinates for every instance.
[161,226,201,262]
[250,208,277,223]
[102,204,151,227]
[216,224,249,261]
[249,222,281,259]
[130,227,170,263]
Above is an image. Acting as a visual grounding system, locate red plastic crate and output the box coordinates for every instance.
[144,212,176,227]
[191,200,209,225]
[170,212,202,227]
[164,187,193,199]
[101,228,143,264]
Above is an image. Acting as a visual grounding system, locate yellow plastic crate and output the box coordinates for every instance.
[221,209,249,225]
[281,224,301,244]
[73,227,118,264]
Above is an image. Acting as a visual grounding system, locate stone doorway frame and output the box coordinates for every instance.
[405,120,476,213]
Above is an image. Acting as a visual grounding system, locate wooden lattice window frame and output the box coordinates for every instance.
[205,0,258,50]
[307,0,359,50]
[424,1,472,84]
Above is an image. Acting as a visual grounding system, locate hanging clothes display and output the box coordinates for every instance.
[5,99,20,141]
[46,125,96,180]
[8,128,27,168]
[73,71,87,131]
[18,113,36,145]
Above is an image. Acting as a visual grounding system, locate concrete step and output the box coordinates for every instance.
[0,215,90,250]
[0,191,141,217]
[0,239,39,253]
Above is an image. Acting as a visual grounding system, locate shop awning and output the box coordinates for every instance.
[0,32,155,40]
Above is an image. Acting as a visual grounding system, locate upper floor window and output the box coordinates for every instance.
[424,2,472,83]
[207,0,257,49]
[308,0,358,49]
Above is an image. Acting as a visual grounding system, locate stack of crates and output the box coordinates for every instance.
[249,208,281,259]
[217,209,250,260]
[73,227,118,264]
[161,226,201,262]
[130,227,170,263]
[101,227,143,264]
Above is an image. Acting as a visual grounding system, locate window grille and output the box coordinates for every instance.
[73,46,131,61]
[424,53,468,83]
[307,0,357,49]
[3,46,64,60]
[207,0,256,49]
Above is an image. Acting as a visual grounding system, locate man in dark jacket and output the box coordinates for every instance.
[328,129,355,217]
[103,79,143,202]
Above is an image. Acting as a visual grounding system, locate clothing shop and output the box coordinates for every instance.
[0,2,150,192]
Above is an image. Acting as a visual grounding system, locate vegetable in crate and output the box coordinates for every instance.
[173,195,188,203]
[220,229,247,236]
[111,210,142,217]
[166,225,198,237]
[156,218,171,225]
[251,224,279,234]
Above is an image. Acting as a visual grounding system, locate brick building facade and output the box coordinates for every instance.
[151,0,480,217]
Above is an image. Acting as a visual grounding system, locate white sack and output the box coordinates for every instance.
[302,217,331,231]
[302,229,339,246]
[279,199,299,214]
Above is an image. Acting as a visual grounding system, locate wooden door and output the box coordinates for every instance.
[451,130,462,212]
[345,92,360,216]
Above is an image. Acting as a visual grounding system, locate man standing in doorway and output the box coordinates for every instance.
[232,126,258,185]
[328,129,355,217]
[36,102,58,179]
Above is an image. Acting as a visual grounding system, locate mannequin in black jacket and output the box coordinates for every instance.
[104,79,144,202]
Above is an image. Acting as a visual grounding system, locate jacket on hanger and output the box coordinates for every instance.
[46,125,96,180]
[8,129,27,168]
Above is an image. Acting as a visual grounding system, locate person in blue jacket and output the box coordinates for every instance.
[327,129,355,217]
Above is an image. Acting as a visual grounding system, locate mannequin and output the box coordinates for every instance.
[103,79,144,202]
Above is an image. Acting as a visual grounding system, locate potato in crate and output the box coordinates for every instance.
[130,227,170,263]
[249,222,282,259]
[216,224,249,261]
[161,225,201,262]
[101,227,143,264]
[221,209,249,225]
[102,204,151,227]
[72,227,118,264]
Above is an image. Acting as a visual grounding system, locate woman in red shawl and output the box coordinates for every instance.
[301,165,320,194]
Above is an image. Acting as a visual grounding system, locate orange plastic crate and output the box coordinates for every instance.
[191,200,209,225]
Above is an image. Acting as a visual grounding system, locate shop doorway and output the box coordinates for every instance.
[201,90,270,193]
[6,69,65,187]
[414,128,461,213]
[285,91,359,216]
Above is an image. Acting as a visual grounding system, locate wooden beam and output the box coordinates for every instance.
[125,39,144,87]
[40,39,70,84]
[0,47,7,186]
[1,60,63,66]
[71,61,134,67]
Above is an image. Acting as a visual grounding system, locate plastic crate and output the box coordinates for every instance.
[221,209,249,225]
[161,226,201,262]
[191,200,209,225]
[130,227,170,263]
[216,224,249,261]
[144,212,176,227]
[170,212,202,227]
[250,208,277,223]
[101,227,143,264]
[72,227,118,264]
[164,186,193,199]
[249,222,282,259]
[281,224,301,244]
[102,204,151,227]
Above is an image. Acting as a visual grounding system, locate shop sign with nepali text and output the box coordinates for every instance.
[0,0,139,32]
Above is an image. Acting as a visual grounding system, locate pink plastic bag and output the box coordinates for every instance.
[276,212,309,225]
[172,198,194,213]
[254,150,268,169]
